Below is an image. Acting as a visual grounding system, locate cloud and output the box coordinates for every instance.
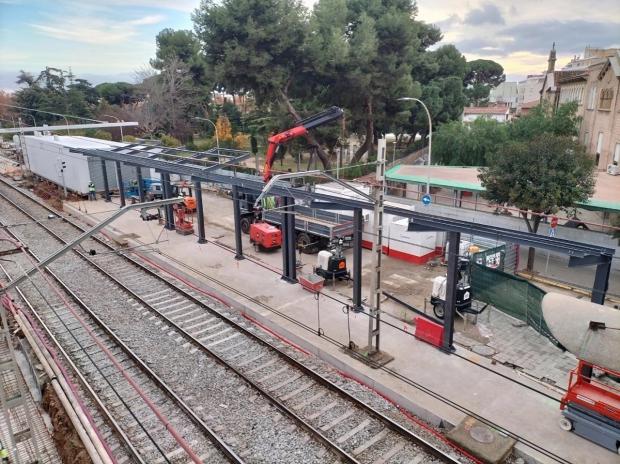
[75,0,197,13]
[502,20,620,54]
[464,4,505,26]
[453,20,620,56]
[30,13,165,45]
[128,14,166,26]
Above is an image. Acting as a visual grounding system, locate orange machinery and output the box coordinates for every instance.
[173,204,194,236]
[559,360,620,453]
[249,222,282,250]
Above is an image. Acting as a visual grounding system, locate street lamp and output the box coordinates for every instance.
[22,114,36,127]
[103,114,123,142]
[397,97,432,197]
[193,117,219,152]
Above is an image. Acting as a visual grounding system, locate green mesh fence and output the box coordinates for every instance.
[470,262,558,344]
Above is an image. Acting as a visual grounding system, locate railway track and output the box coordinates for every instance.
[0,178,469,464]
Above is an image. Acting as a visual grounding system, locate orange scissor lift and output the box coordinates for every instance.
[559,360,620,453]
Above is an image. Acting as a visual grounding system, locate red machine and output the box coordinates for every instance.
[559,360,620,453]
[249,222,282,250]
[262,106,344,182]
[174,204,194,236]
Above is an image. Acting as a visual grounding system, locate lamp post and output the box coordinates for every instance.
[397,97,432,197]
[193,117,219,152]
[103,114,123,142]
[23,114,36,127]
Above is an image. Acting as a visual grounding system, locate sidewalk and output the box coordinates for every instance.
[63,193,618,464]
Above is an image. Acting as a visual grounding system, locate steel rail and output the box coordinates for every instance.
[0,178,460,463]
[0,191,244,464]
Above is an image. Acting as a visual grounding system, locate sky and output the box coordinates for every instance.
[0,0,619,91]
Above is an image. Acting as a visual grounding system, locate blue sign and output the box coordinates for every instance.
[422,194,432,206]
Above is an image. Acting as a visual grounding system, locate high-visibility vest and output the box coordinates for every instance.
[88,183,95,192]
[0,447,8,458]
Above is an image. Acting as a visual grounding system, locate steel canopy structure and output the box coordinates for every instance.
[73,144,615,350]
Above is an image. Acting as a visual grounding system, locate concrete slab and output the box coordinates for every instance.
[59,190,619,464]
[447,416,516,464]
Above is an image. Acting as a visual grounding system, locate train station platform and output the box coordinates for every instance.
[62,192,619,464]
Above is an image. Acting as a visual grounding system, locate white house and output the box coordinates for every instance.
[461,104,511,123]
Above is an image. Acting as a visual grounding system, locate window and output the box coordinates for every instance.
[596,132,604,154]
[584,132,590,148]
[599,88,613,110]
[588,85,597,110]
[614,143,620,164]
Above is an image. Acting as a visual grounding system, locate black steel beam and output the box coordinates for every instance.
[286,198,297,283]
[75,148,614,261]
[162,173,174,230]
[195,181,207,244]
[352,208,363,312]
[568,254,610,267]
[591,257,611,304]
[115,161,125,208]
[280,197,297,283]
[100,160,111,202]
[442,231,460,352]
[136,167,145,203]
[232,185,244,260]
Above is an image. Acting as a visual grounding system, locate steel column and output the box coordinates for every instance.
[352,208,363,312]
[100,160,111,202]
[194,181,207,244]
[162,173,174,230]
[286,198,297,282]
[232,185,244,260]
[442,231,460,352]
[280,197,297,283]
[115,161,125,207]
[591,257,611,304]
[136,167,145,203]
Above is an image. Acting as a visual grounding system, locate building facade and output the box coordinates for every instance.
[578,52,620,169]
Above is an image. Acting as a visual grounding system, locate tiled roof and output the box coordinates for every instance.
[463,105,509,115]
[555,70,588,84]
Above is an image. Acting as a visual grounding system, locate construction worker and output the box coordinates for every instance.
[0,441,9,463]
[88,181,96,201]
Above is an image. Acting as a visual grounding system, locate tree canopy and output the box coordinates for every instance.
[479,134,595,270]
[433,102,582,167]
[464,59,505,106]
[14,67,98,124]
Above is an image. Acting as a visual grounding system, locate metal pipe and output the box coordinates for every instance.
[194,181,206,244]
[397,97,432,195]
[193,117,219,153]
[103,115,123,142]
[0,197,183,294]
[13,311,110,464]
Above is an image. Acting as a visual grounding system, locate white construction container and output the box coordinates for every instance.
[384,218,438,263]
[24,135,149,195]
[314,182,439,263]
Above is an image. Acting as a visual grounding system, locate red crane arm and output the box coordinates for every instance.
[263,126,308,182]
[261,106,344,182]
